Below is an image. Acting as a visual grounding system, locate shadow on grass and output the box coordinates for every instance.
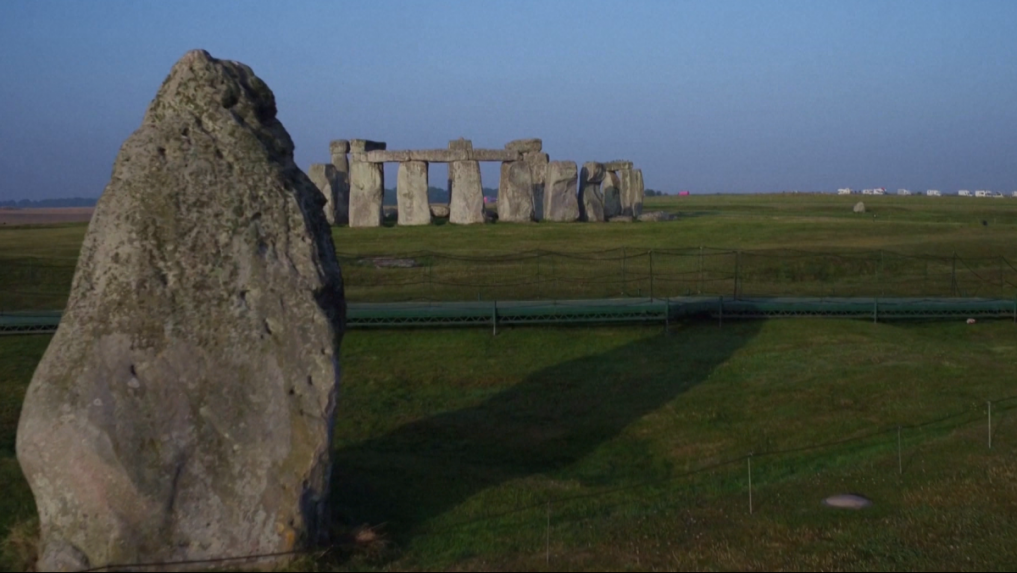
[329,321,760,554]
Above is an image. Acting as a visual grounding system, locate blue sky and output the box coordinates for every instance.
[1,0,1016,200]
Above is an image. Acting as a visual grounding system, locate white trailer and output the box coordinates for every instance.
[873,188,885,195]
[959,189,972,197]
[975,190,991,197]
[837,188,852,195]
[926,189,941,196]
[897,188,912,196]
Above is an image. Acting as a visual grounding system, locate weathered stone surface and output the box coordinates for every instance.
[449,160,484,224]
[15,50,345,572]
[397,161,431,226]
[309,163,340,225]
[429,203,450,218]
[505,138,542,153]
[602,171,622,218]
[329,139,350,159]
[350,139,386,153]
[602,160,633,171]
[349,160,384,227]
[853,201,866,213]
[638,210,675,222]
[355,149,520,163]
[497,161,534,223]
[524,151,549,221]
[632,169,645,217]
[544,161,579,222]
[619,168,645,217]
[579,162,606,222]
[449,137,473,150]
[330,151,350,226]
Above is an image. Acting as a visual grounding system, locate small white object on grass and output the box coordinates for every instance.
[967,318,977,324]
[822,494,872,509]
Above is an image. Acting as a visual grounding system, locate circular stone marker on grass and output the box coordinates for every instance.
[822,493,872,509]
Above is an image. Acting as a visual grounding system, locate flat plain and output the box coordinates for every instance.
[3,194,1017,571]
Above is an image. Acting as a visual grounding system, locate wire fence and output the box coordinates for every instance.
[70,390,1017,571]
[3,248,1017,312]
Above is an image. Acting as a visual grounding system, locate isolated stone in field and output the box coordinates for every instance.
[544,160,579,222]
[396,161,431,226]
[15,49,346,571]
[822,494,872,509]
[853,201,866,213]
[497,161,534,223]
[449,160,485,224]
[429,203,450,218]
[637,210,675,222]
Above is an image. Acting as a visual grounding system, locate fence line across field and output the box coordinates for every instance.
[76,391,1017,572]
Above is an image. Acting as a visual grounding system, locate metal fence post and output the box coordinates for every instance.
[734,250,741,299]
[952,252,958,296]
[621,246,627,296]
[649,249,655,300]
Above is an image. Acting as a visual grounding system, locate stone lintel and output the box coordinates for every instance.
[602,160,633,171]
[350,139,387,152]
[353,149,521,163]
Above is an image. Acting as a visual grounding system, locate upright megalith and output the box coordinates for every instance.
[497,161,534,223]
[631,168,645,217]
[329,140,351,225]
[524,151,549,221]
[397,161,431,225]
[16,50,345,571]
[544,161,579,222]
[309,163,340,225]
[579,162,606,222]
[349,153,384,228]
[603,171,622,218]
[449,160,485,224]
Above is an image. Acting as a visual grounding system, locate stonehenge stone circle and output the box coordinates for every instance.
[320,136,651,226]
[497,160,534,223]
[449,160,485,224]
[430,203,450,218]
[579,161,607,222]
[397,160,431,225]
[16,49,346,571]
[602,171,622,218]
[853,201,866,213]
[544,160,580,222]
[349,160,384,227]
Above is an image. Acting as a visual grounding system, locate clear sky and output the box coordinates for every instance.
[1,0,1016,200]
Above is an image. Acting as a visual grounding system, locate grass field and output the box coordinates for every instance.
[3,194,1017,570]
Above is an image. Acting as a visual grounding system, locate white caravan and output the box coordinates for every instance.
[959,190,972,196]
[926,189,941,196]
[897,188,912,196]
[837,188,852,195]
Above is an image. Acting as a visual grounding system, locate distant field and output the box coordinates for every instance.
[2,194,1016,309]
[3,194,1017,570]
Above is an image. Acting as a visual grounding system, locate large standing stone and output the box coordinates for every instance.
[544,161,579,222]
[603,171,622,218]
[619,169,637,217]
[449,160,485,224]
[309,163,340,225]
[524,151,549,221]
[397,161,431,226]
[497,161,534,223]
[579,162,606,222]
[15,50,345,572]
[328,140,351,224]
[349,160,384,227]
[632,168,645,217]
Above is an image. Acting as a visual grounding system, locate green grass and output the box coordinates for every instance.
[4,194,1017,570]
